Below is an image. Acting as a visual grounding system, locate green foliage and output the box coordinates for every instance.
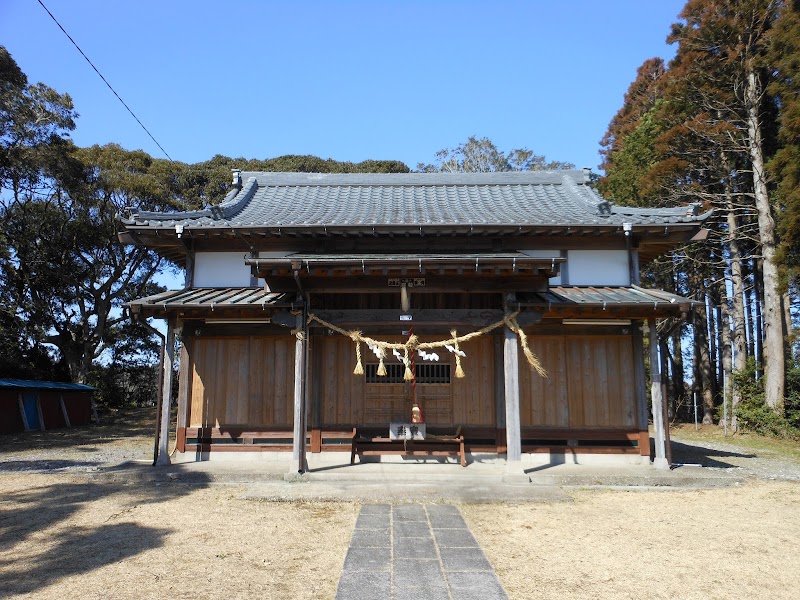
[178,154,410,207]
[732,358,800,438]
[767,1,800,282]
[88,362,159,409]
[600,108,662,206]
[417,136,573,173]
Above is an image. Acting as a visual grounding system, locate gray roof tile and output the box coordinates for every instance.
[124,171,709,230]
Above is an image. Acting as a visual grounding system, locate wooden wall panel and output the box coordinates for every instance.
[450,336,494,426]
[520,334,637,429]
[273,338,292,426]
[185,331,638,431]
[519,336,569,427]
[564,335,636,429]
[317,336,364,426]
[187,336,295,428]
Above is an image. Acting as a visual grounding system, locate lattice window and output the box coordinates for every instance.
[364,363,451,384]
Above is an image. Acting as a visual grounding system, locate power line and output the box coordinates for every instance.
[36,0,174,161]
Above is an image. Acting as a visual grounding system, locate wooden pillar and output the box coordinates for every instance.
[631,321,649,457]
[156,319,175,466]
[292,311,308,472]
[649,320,669,469]
[504,326,522,464]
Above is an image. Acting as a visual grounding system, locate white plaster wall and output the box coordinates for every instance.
[193,252,253,287]
[520,250,563,285]
[566,249,630,286]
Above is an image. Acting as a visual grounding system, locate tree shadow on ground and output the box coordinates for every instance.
[0,459,103,472]
[0,471,207,594]
[670,440,756,469]
[0,522,170,595]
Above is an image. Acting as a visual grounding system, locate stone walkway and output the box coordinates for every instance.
[335,504,508,600]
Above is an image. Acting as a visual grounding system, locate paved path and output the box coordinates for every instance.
[335,504,508,600]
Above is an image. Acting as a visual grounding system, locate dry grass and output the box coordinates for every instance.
[465,480,800,600]
[0,473,357,599]
[3,410,800,599]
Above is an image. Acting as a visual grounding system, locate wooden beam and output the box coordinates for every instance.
[262,274,549,294]
[308,309,506,328]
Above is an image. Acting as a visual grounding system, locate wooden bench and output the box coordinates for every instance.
[350,428,466,467]
[310,428,357,453]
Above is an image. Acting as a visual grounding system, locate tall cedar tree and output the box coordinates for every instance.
[602,2,787,419]
[768,1,800,282]
[598,58,666,205]
[667,0,785,412]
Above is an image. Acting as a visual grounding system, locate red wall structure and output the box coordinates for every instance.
[0,380,95,433]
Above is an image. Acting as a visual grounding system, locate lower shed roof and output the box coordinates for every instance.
[127,286,696,320]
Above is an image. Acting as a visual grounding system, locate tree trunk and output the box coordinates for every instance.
[754,258,765,380]
[718,277,734,431]
[746,66,785,413]
[744,261,755,359]
[706,290,719,404]
[726,199,748,431]
[672,327,685,417]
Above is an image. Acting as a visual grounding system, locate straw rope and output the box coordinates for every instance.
[306,311,546,377]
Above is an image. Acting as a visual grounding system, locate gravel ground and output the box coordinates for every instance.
[2,411,799,481]
[669,432,800,481]
[0,408,156,474]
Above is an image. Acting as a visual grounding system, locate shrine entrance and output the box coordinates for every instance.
[363,362,453,426]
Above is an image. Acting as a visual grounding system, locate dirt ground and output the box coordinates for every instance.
[465,481,800,600]
[0,474,358,599]
[2,412,800,599]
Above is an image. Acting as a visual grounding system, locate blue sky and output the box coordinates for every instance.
[2,0,685,172]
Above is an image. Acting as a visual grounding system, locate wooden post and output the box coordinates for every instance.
[183,245,194,287]
[292,311,308,473]
[631,321,649,457]
[504,326,522,465]
[156,319,175,466]
[59,393,72,428]
[649,320,669,469]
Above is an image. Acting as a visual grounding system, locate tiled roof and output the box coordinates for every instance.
[126,287,292,313]
[123,171,710,230]
[519,285,699,307]
[125,285,697,319]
